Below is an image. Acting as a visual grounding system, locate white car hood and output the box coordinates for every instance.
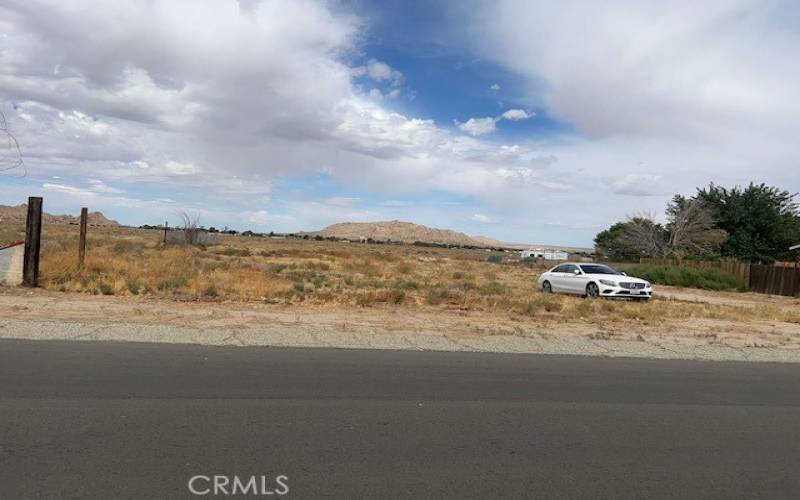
[586,274,648,284]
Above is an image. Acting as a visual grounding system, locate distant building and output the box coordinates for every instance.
[520,248,569,261]
[166,228,218,246]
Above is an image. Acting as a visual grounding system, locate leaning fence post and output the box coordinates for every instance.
[78,207,88,268]
[22,196,43,287]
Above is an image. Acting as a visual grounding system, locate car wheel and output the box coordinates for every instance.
[585,282,599,298]
[542,281,552,294]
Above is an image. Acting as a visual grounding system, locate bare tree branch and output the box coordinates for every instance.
[0,110,25,177]
[179,212,202,246]
[666,197,727,258]
[617,212,669,258]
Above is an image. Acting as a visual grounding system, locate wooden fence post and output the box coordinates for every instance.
[22,196,43,287]
[78,207,88,268]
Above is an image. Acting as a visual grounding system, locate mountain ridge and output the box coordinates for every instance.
[0,204,120,226]
[306,220,591,252]
[307,220,482,246]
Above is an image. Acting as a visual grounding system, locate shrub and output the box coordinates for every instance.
[218,247,251,257]
[626,264,748,291]
[355,289,406,306]
[203,285,218,298]
[312,274,329,289]
[457,280,479,292]
[98,282,114,295]
[157,275,188,291]
[266,263,292,275]
[452,271,475,281]
[304,261,330,271]
[426,286,459,305]
[125,279,140,295]
[480,281,507,295]
[487,255,503,264]
[344,259,380,276]
[285,269,316,282]
[520,301,538,317]
[112,239,146,255]
[394,279,421,290]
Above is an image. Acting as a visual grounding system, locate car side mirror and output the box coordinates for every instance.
[573,269,581,275]
[621,272,627,276]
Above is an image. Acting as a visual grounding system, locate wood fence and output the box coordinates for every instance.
[639,258,800,297]
[749,264,800,296]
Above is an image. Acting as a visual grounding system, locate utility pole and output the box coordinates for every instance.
[164,221,168,244]
[22,196,43,287]
[78,207,88,268]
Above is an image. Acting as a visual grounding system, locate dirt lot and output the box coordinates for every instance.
[1,224,799,361]
[3,283,800,358]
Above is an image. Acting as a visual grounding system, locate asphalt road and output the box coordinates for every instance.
[1,339,799,499]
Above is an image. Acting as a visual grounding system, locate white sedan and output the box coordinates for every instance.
[536,263,652,301]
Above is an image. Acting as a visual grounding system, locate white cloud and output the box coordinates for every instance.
[609,174,664,196]
[463,1,800,185]
[325,196,360,206]
[500,109,534,121]
[472,213,491,223]
[42,182,99,198]
[86,178,124,194]
[467,1,800,141]
[456,108,534,136]
[351,59,404,86]
[456,117,497,136]
[0,0,559,222]
[163,160,199,176]
[243,210,293,226]
[490,83,500,91]
[1,1,550,211]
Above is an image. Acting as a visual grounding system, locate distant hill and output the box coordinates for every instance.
[306,220,593,252]
[0,204,120,226]
[471,235,531,250]
[471,235,590,253]
[307,221,487,247]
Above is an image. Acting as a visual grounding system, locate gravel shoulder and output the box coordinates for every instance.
[1,286,799,363]
[659,285,800,308]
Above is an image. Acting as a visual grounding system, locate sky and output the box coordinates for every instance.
[1,0,799,247]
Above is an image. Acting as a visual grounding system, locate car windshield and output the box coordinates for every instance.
[579,264,622,275]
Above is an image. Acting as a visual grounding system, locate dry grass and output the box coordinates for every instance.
[5,223,800,327]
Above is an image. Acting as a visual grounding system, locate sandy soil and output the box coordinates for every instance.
[659,285,800,308]
[2,286,799,361]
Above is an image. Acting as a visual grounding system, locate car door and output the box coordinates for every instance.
[561,264,587,294]
[546,265,569,292]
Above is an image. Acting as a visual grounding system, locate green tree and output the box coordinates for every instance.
[595,222,636,261]
[695,183,800,263]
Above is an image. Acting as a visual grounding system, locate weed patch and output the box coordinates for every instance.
[628,264,747,291]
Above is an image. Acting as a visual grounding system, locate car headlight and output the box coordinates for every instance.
[644,282,651,288]
[599,279,617,287]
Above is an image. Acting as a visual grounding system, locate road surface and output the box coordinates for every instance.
[1,339,799,499]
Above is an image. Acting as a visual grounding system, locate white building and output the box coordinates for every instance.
[520,248,569,261]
